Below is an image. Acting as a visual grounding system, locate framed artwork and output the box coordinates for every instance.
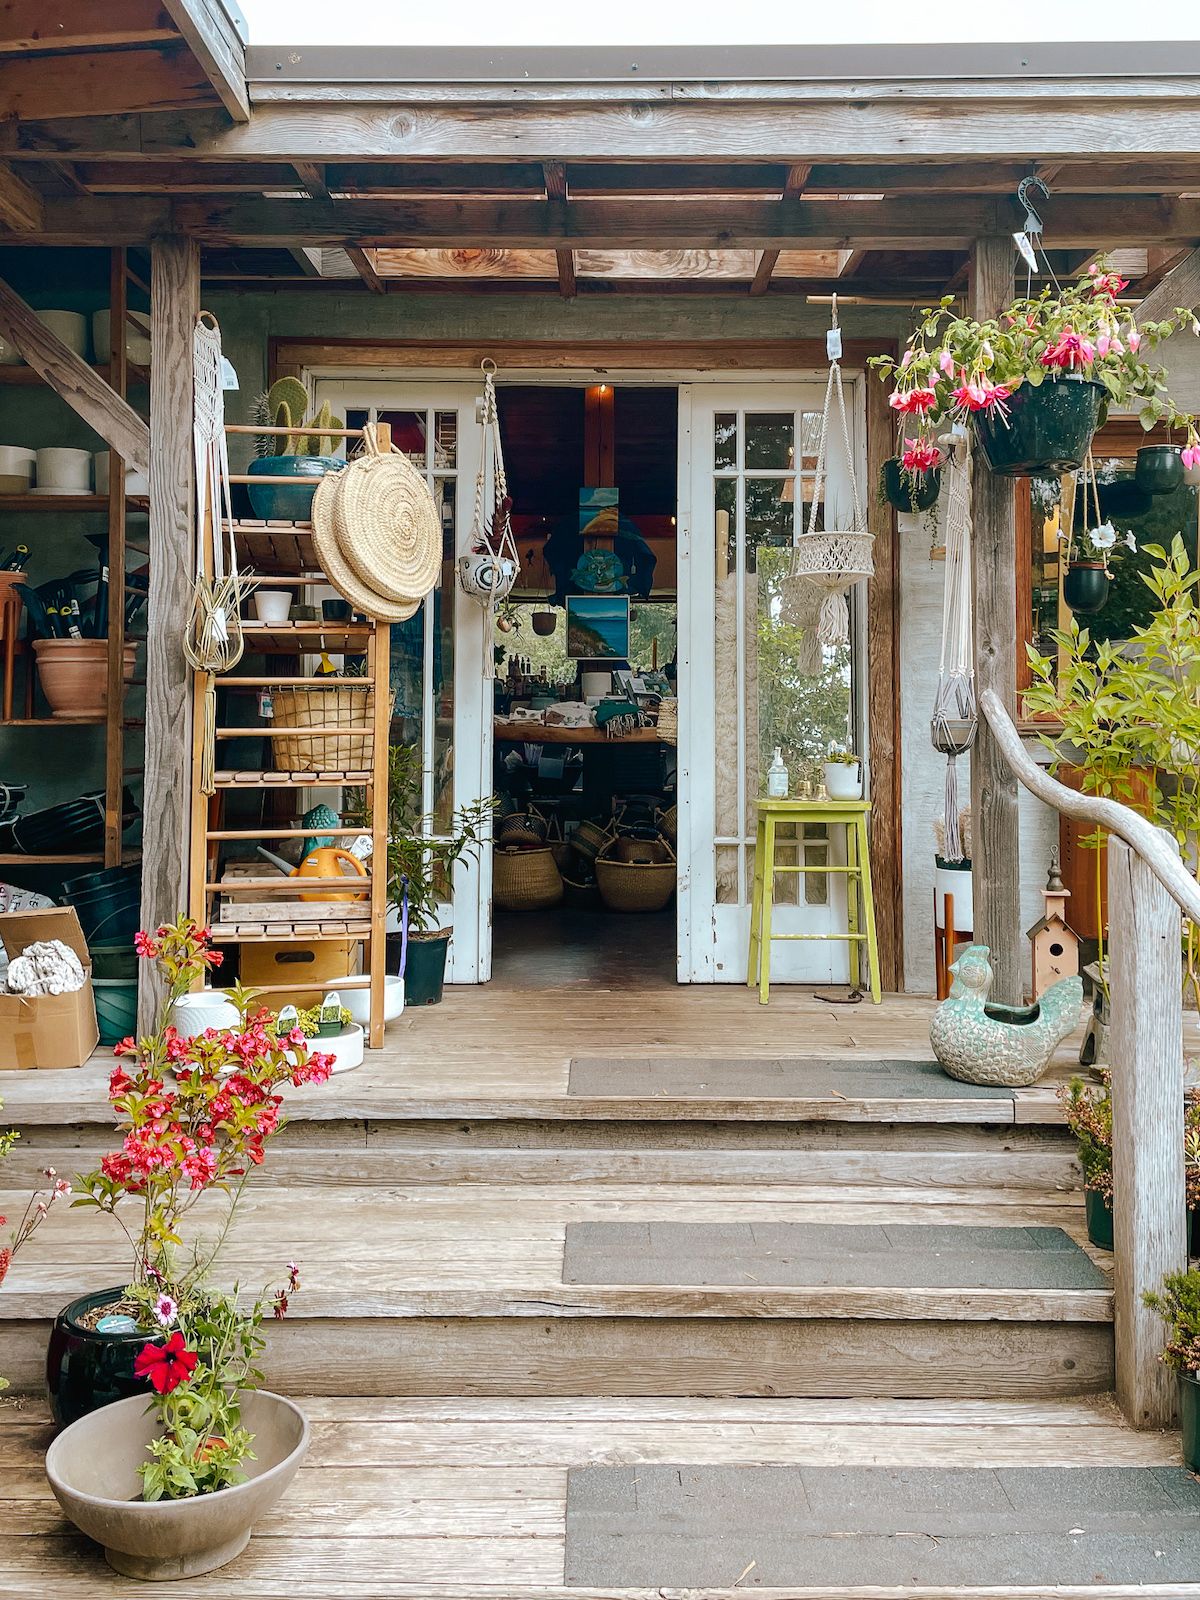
[565,594,631,660]
[579,485,619,539]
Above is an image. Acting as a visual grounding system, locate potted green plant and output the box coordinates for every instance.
[822,747,862,800]
[1135,444,1185,497]
[1144,1269,1200,1469]
[378,743,493,1006]
[248,376,345,521]
[871,259,1194,478]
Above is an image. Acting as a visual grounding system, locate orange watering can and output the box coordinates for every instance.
[292,846,369,903]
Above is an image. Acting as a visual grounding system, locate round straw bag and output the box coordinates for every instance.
[270,683,372,772]
[595,835,676,913]
[493,845,563,911]
[311,470,421,623]
[337,429,442,604]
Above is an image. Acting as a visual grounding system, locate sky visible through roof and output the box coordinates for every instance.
[238,0,1198,47]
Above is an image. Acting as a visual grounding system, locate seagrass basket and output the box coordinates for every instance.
[656,699,678,746]
[657,804,678,845]
[493,845,563,911]
[595,835,676,913]
[572,817,616,863]
[495,811,548,849]
[270,684,372,772]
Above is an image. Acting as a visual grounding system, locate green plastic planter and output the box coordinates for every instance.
[1085,1191,1200,1257]
[46,1287,148,1427]
[93,977,138,1046]
[881,458,941,513]
[1063,561,1110,616]
[1182,1373,1200,1471]
[1135,445,1184,497]
[973,376,1103,477]
[247,456,343,522]
[401,930,451,1006]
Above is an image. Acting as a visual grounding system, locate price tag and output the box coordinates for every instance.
[1013,231,1038,272]
[826,327,843,361]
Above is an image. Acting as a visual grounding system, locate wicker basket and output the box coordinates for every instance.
[595,836,676,913]
[496,811,548,849]
[561,868,600,910]
[656,699,678,746]
[572,817,616,863]
[493,845,563,911]
[658,804,678,844]
[270,684,372,772]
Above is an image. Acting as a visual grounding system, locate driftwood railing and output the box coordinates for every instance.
[980,688,1200,1428]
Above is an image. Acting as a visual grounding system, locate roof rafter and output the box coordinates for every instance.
[749,163,811,296]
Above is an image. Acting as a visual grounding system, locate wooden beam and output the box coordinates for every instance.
[968,237,1022,1007]
[748,162,811,296]
[140,235,199,1029]
[344,245,386,294]
[289,247,325,277]
[543,162,576,300]
[77,159,296,193]
[1108,833,1188,1429]
[0,274,149,473]
[0,196,169,244]
[0,161,41,231]
[293,161,332,201]
[1137,245,1200,321]
[160,0,249,122]
[0,2,177,54]
[0,43,219,121]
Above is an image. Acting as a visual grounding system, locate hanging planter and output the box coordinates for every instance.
[973,376,1104,477]
[881,456,941,513]
[1063,560,1110,615]
[1135,444,1184,496]
[531,608,557,636]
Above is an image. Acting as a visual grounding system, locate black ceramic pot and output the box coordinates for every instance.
[1063,561,1110,616]
[401,930,451,1006]
[973,376,1103,477]
[46,1287,148,1427]
[1134,445,1184,497]
[1084,1192,1200,1258]
[881,458,941,513]
[1183,1374,1200,1472]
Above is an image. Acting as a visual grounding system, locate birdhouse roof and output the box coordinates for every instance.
[1026,910,1080,940]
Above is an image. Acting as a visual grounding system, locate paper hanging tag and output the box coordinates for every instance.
[1013,231,1038,272]
[219,356,240,391]
[826,327,843,361]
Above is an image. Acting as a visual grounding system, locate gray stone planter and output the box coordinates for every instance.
[46,1389,308,1580]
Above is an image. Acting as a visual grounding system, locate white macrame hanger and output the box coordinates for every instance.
[930,430,976,862]
[464,360,520,677]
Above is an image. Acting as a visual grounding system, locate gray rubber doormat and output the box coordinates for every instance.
[564,1465,1200,1587]
[562,1221,1109,1290]
[567,1056,1014,1099]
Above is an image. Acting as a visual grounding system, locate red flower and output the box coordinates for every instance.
[203,948,224,969]
[113,1035,137,1059]
[1041,328,1095,370]
[133,1331,198,1395]
[133,931,159,960]
[888,386,938,416]
[0,1246,10,1287]
[900,438,942,475]
[108,1066,134,1098]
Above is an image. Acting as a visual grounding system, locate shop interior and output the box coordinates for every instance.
[489,384,679,988]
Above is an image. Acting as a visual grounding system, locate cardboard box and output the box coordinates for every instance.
[0,906,99,1070]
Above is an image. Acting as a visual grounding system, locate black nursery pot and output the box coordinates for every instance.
[1134,445,1185,497]
[882,458,941,513]
[1063,561,1110,616]
[1182,1374,1200,1472]
[973,376,1103,477]
[395,929,451,1006]
[46,1287,148,1427]
[1084,1191,1200,1259]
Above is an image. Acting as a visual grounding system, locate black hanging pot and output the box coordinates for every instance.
[1063,561,1110,616]
[46,1287,149,1427]
[881,458,941,513]
[1134,445,1184,497]
[973,375,1103,477]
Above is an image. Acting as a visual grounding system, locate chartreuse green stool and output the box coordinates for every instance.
[747,797,881,1005]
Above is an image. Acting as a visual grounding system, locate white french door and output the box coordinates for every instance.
[313,379,492,983]
[677,382,866,984]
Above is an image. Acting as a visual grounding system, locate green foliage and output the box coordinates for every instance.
[1057,1077,1114,1197]
[295,1003,352,1037]
[755,545,852,787]
[253,379,344,458]
[1144,1270,1200,1374]
[377,743,493,934]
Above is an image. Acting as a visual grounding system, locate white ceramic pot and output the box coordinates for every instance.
[343,976,404,1028]
[581,671,612,700]
[172,990,240,1041]
[92,309,151,368]
[94,453,150,498]
[34,447,92,493]
[253,590,292,624]
[288,1025,365,1074]
[37,310,88,359]
[934,860,974,930]
[823,760,863,800]
[0,446,35,494]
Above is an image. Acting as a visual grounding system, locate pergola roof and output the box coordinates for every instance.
[4,25,1200,301]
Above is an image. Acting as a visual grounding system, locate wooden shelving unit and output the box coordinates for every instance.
[187,424,392,1048]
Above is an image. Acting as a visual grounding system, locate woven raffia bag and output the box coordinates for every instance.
[335,423,442,605]
[311,470,420,623]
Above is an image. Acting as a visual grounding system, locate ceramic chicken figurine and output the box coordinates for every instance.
[930,943,1082,1087]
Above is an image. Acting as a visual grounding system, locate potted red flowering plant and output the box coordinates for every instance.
[1144,1268,1200,1470]
[872,258,1195,478]
[42,917,332,1581]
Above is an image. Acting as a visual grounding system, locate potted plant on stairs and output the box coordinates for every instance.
[43,919,334,1579]
[1144,1269,1200,1470]
[248,376,345,521]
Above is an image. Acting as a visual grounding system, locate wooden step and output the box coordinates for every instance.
[6,1396,1193,1598]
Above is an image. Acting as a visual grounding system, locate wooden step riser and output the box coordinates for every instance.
[2,1315,1114,1399]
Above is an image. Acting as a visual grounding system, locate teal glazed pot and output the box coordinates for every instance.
[1134,445,1185,497]
[246,456,343,522]
[882,458,941,513]
[46,1287,148,1427]
[1085,1189,1114,1251]
[973,376,1103,477]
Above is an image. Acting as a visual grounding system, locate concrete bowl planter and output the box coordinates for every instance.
[46,1389,309,1581]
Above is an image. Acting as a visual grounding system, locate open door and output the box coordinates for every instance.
[314,378,491,982]
[677,382,866,983]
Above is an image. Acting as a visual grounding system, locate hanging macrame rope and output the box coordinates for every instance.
[459,360,519,678]
[930,429,975,863]
[184,312,253,794]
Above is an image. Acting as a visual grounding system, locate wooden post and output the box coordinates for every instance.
[968,237,1023,1004]
[1109,833,1188,1429]
[105,247,128,872]
[139,236,199,1030]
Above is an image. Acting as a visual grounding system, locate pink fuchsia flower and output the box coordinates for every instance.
[900,438,942,474]
[152,1293,178,1327]
[951,378,1011,417]
[1088,263,1129,299]
[1182,444,1200,471]
[52,1178,71,1199]
[938,349,955,375]
[1127,328,1142,352]
[1041,329,1096,370]
[888,387,938,417]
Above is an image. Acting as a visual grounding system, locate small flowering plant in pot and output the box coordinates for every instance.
[1143,1269,1200,1470]
[43,917,331,1579]
[871,258,1195,478]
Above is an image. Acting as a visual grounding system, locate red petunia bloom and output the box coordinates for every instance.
[133,1331,199,1395]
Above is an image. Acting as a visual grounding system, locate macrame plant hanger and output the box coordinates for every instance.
[931,429,975,863]
[461,359,519,678]
[785,296,874,647]
[184,311,251,795]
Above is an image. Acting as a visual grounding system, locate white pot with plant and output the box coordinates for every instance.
[822,749,863,800]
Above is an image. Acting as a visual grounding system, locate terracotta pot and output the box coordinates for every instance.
[46,1389,309,1581]
[34,639,137,717]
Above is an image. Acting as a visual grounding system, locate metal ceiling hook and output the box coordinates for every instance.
[1016,174,1050,237]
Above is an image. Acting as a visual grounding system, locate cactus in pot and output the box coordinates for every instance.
[247,379,346,520]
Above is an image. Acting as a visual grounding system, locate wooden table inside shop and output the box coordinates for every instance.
[494,720,663,745]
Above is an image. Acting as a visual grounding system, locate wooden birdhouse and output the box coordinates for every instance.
[1026,849,1081,998]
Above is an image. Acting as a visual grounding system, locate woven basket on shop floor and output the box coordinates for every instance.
[495,811,548,849]
[270,684,372,771]
[493,845,563,911]
[595,835,676,913]
[657,804,677,844]
[572,818,616,863]
[656,699,678,746]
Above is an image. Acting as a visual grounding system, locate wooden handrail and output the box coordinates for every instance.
[979,684,1189,1432]
[979,688,1200,924]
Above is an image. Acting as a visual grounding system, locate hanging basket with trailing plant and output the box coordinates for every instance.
[871,256,1197,481]
[881,453,941,514]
